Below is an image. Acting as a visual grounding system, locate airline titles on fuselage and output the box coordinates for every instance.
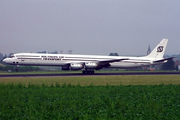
[41,56,64,61]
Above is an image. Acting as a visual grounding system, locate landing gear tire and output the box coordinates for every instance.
[16,69,19,72]
[82,70,94,75]
[83,71,86,74]
[89,71,94,74]
[16,65,19,72]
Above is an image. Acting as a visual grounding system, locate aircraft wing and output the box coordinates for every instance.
[153,57,174,63]
[64,58,129,68]
[98,58,129,65]
[99,58,129,63]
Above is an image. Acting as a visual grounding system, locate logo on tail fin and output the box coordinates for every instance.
[157,46,164,52]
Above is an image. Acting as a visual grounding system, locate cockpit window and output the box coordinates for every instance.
[10,55,15,58]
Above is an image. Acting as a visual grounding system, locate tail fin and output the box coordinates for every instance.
[145,39,168,58]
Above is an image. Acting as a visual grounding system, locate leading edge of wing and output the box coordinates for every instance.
[64,58,129,66]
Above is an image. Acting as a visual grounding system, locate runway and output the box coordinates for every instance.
[0,71,180,77]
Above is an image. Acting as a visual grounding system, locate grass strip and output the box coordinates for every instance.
[0,75,180,86]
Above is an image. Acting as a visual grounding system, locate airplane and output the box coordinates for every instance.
[2,39,173,74]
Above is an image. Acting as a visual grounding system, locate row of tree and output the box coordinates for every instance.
[0,53,6,61]
[0,65,40,72]
[161,59,177,70]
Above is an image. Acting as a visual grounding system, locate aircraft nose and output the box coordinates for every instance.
[2,58,7,63]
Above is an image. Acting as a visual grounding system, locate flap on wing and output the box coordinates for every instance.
[153,57,174,63]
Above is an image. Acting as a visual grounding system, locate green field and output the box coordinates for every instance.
[0,83,180,119]
[0,75,180,119]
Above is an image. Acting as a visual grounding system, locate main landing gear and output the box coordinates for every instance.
[82,69,95,74]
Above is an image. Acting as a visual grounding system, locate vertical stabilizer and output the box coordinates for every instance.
[145,39,168,58]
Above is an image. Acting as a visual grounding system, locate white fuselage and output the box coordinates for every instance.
[2,39,170,73]
[3,53,163,69]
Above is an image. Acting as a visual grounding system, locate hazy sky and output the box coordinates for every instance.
[0,0,180,56]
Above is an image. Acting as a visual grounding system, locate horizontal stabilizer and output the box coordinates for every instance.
[153,57,174,63]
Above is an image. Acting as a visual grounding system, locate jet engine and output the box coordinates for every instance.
[70,63,84,70]
[85,62,98,69]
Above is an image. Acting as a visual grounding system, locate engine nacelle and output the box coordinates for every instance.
[85,62,98,69]
[70,63,84,70]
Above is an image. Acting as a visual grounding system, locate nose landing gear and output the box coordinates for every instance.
[16,65,19,72]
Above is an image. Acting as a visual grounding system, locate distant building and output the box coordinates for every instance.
[175,60,180,66]
[147,45,151,55]
[143,45,152,71]
[51,51,58,54]
[37,51,46,53]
